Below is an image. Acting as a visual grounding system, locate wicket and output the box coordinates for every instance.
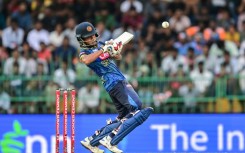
[56,89,76,153]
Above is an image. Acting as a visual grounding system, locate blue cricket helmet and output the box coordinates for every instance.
[75,22,99,48]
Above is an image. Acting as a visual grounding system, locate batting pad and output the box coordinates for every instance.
[110,107,154,145]
[90,121,121,146]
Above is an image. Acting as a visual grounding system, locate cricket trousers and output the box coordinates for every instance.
[109,80,142,119]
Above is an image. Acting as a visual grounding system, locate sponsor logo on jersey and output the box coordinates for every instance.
[101,59,109,66]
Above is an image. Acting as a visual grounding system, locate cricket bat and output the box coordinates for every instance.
[114,32,134,45]
[102,32,134,51]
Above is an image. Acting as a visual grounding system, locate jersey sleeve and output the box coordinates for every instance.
[79,42,111,62]
[79,49,90,59]
[98,41,105,46]
[79,42,104,58]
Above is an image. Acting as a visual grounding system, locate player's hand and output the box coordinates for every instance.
[102,41,123,57]
[112,41,123,56]
[104,42,122,57]
[102,44,114,53]
[105,39,114,45]
[103,39,114,54]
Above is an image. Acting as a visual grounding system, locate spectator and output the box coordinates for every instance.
[141,23,155,48]
[3,49,26,75]
[37,42,52,62]
[9,62,23,97]
[190,61,213,95]
[175,34,203,56]
[203,20,226,42]
[174,32,189,55]
[169,9,191,33]
[147,55,159,76]
[179,81,200,108]
[167,0,186,15]
[186,33,205,55]
[195,44,217,73]
[121,6,143,30]
[53,60,76,88]
[34,62,47,92]
[195,6,211,27]
[2,18,24,53]
[11,2,32,31]
[33,51,49,75]
[95,6,116,30]
[161,48,187,76]
[184,47,197,71]
[185,0,199,20]
[215,51,239,76]
[23,50,37,78]
[21,42,31,53]
[24,80,41,97]
[211,0,227,15]
[209,39,239,57]
[73,0,94,22]
[120,0,143,14]
[144,0,166,18]
[216,9,234,29]
[27,20,50,52]
[136,40,149,67]
[35,62,46,76]
[40,6,57,32]
[49,23,65,47]
[77,83,100,113]
[21,42,49,75]
[63,17,79,49]
[225,24,240,46]
[121,52,134,77]
[96,21,111,42]
[146,7,166,28]
[23,80,46,113]
[54,36,77,67]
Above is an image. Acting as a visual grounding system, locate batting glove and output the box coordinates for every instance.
[102,44,114,53]
[112,41,123,56]
[105,39,114,45]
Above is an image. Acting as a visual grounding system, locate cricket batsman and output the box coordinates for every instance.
[76,22,153,153]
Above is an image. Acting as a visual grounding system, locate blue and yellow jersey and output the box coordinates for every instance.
[79,42,126,92]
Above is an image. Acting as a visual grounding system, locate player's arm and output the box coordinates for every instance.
[79,50,104,65]
[79,44,114,64]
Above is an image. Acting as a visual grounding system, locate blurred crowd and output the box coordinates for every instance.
[0,0,245,114]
